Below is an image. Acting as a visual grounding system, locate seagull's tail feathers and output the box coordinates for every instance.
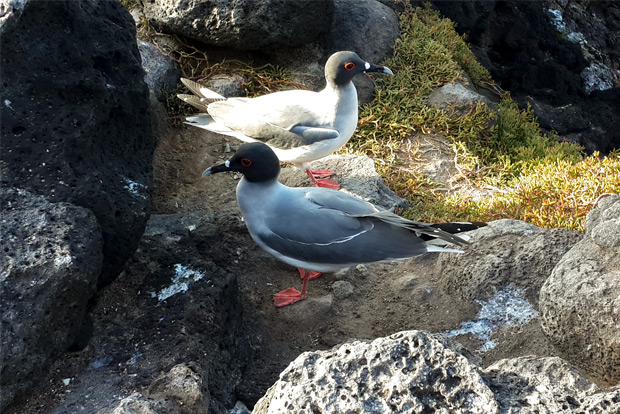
[179,78,226,104]
[185,114,231,132]
[354,211,486,247]
[177,94,210,112]
[184,115,255,142]
[198,88,227,103]
[423,221,487,246]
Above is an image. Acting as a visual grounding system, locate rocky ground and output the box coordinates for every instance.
[3,115,572,414]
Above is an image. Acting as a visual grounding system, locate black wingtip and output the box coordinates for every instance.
[418,221,487,245]
[430,222,487,234]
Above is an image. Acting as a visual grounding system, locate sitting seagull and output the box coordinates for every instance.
[178,51,393,189]
[204,142,485,307]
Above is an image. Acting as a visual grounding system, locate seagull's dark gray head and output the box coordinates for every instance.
[203,142,281,183]
[325,51,393,86]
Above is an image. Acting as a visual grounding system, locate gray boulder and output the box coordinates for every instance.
[327,0,399,65]
[279,153,408,211]
[138,40,180,100]
[544,1,619,94]
[204,74,247,99]
[437,219,582,306]
[0,188,103,410]
[427,81,494,116]
[326,0,399,103]
[252,330,499,413]
[148,364,206,410]
[484,356,620,413]
[0,0,157,286]
[540,195,620,385]
[101,364,207,414]
[99,392,162,414]
[142,0,334,50]
[252,329,620,413]
[407,133,459,187]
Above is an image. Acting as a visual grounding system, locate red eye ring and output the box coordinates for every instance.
[240,158,252,167]
[344,62,355,71]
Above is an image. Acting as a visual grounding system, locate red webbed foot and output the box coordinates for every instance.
[306,168,340,189]
[273,287,306,307]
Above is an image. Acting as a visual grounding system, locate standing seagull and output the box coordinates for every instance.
[204,142,484,307]
[178,51,393,189]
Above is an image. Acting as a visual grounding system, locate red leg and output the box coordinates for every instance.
[298,267,322,280]
[305,168,340,189]
[273,269,315,307]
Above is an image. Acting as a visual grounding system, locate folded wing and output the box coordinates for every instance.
[253,188,463,267]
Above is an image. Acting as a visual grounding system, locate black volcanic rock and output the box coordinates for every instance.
[0,0,157,285]
[142,0,334,50]
[425,0,620,153]
[0,189,102,410]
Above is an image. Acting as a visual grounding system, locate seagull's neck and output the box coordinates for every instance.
[322,80,356,100]
[236,177,282,218]
[319,81,358,140]
[320,81,357,118]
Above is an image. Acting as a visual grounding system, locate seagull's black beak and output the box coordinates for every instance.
[203,161,230,176]
[365,63,393,75]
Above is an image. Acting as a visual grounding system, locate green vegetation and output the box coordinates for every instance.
[341,5,619,231]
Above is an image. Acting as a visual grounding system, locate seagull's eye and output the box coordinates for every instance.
[344,62,355,71]
[240,158,252,167]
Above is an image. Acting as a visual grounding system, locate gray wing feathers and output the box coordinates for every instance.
[305,189,379,215]
[263,208,369,246]
[257,213,430,266]
[184,114,308,148]
[207,100,333,149]
[254,188,450,266]
[180,78,204,97]
[289,126,340,143]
